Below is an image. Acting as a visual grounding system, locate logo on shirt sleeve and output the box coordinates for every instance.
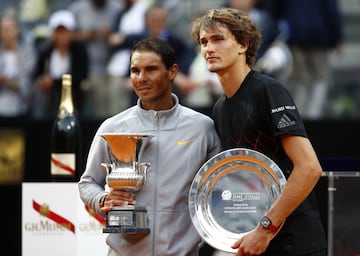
[277,114,295,129]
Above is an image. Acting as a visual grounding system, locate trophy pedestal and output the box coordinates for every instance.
[103,205,150,234]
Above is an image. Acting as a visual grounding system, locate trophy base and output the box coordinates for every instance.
[103,226,150,234]
[103,205,150,234]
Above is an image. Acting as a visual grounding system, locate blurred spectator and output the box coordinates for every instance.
[107,0,149,77]
[275,0,343,119]
[18,0,50,44]
[224,0,292,84]
[180,49,223,117]
[0,8,35,120]
[109,4,196,105]
[69,0,122,119]
[32,10,89,120]
[225,0,279,60]
[106,0,150,116]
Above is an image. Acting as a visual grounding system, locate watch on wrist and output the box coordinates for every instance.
[260,216,280,233]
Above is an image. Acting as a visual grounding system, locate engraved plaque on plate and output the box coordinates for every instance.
[188,148,287,253]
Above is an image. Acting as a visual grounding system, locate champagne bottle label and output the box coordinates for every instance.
[51,153,76,176]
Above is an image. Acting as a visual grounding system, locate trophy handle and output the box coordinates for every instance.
[101,163,113,175]
[138,162,151,185]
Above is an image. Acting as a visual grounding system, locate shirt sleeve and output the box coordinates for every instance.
[264,81,307,138]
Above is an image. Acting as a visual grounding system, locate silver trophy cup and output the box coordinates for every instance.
[100,133,153,234]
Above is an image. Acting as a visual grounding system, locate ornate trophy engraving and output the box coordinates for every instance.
[188,148,287,253]
[100,133,153,234]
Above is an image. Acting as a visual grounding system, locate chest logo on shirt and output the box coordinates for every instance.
[177,139,193,145]
[277,114,295,129]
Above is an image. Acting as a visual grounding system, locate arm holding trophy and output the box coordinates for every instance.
[231,136,323,255]
[191,7,327,256]
[78,37,221,255]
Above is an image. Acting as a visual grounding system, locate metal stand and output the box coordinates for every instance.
[326,172,335,256]
[323,171,360,256]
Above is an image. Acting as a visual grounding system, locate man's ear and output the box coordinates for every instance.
[238,42,249,54]
[168,63,179,80]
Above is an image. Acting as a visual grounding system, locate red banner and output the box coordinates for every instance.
[85,204,106,225]
[32,199,75,233]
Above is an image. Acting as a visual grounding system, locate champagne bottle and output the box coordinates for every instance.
[50,74,82,182]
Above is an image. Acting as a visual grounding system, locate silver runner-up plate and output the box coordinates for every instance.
[189,148,287,253]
